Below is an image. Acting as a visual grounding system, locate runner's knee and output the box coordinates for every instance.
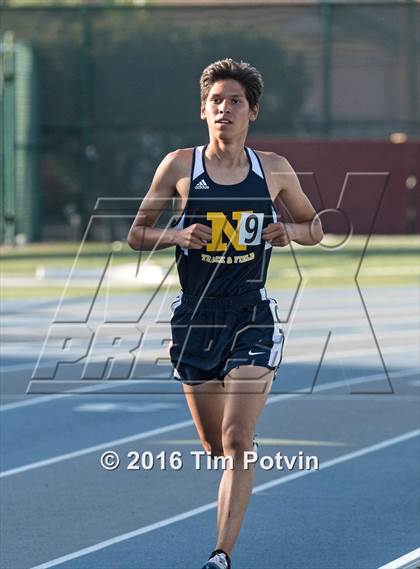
[222,424,253,456]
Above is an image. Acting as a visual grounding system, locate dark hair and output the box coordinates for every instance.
[200,58,264,110]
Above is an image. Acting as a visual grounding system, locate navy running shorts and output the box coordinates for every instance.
[169,288,284,385]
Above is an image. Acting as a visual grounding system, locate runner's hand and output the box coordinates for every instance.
[262,222,294,247]
[174,223,212,249]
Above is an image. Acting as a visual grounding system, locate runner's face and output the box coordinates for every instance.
[201,79,258,139]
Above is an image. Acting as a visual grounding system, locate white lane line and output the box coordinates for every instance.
[3,309,419,342]
[2,304,419,373]
[253,430,420,493]
[0,374,174,412]
[29,429,420,569]
[3,309,420,346]
[1,362,60,373]
[286,330,419,345]
[284,344,419,363]
[0,420,193,479]
[1,343,418,411]
[0,368,417,478]
[2,324,418,350]
[31,502,220,569]
[2,329,416,374]
[4,298,418,322]
[377,548,420,569]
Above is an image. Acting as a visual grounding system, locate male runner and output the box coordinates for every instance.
[128,58,323,569]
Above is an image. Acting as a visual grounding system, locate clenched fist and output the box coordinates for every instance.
[173,223,212,249]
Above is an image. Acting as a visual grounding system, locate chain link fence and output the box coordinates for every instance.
[1,2,419,241]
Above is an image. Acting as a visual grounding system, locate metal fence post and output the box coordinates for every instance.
[406,0,418,137]
[79,6,93,239]
[321,2,332,137]
[30,41,41,241]
[1,31,16,245]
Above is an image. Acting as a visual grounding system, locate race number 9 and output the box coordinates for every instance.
[238,212,264,246]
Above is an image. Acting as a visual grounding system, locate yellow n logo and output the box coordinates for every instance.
[206,211,252,252]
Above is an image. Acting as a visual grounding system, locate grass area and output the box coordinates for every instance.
[1,236,418,301]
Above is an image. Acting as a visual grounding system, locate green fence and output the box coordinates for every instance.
[0,2,419,242]
[1,32,40,244]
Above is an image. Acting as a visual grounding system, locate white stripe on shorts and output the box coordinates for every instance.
[170,292,184,317]
[267,298,284,367]
[259,288,268,300]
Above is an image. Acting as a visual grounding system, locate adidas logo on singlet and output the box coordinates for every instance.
[194,179,209,190]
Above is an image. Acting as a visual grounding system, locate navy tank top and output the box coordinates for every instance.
[170,145,278,297]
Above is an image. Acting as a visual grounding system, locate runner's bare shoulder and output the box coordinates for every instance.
[253,150,291,175]
[159,147,194,190]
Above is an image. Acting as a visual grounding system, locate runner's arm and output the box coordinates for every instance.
[127,152,181,251]
[127,151,212,251]
[263,155,323,246]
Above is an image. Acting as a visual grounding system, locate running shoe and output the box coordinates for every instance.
[201,549,231,569]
